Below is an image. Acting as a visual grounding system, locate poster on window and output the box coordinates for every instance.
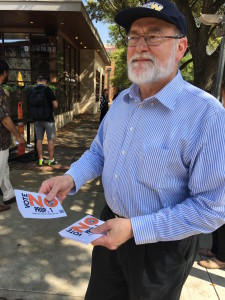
[14,189,67,219]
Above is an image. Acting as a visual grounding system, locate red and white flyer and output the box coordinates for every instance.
[59,215,105,244]
[15,189,67,219]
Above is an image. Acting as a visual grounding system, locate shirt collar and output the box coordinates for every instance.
[123,70,184,110]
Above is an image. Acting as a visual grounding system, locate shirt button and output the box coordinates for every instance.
[139,104,143,109]
[113,197,116,202]
[151,102,154,106]
[130,127,133,132]
[122,150,126,155]
[114,173,118,179]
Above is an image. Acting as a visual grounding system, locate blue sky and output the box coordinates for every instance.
[93,20,111,44]
[82,0,111,44]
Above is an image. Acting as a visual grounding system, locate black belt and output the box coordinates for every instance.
[107,205,125,219]
[114,212,125,218]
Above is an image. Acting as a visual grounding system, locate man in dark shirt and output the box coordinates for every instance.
[100,88,109,123]
[32,76,58,166]
[0,59,26,212]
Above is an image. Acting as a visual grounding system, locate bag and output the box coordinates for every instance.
[28,86,52,121]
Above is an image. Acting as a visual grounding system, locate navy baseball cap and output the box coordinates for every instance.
[114,0,187,36]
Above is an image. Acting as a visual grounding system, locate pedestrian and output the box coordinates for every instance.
[39,1,225,299]
[222,79,225,107]
[99,88,109,122]
[28,75,58,166]
[198,80,225,270]
[112,87,121,101]
[0,59,27,212]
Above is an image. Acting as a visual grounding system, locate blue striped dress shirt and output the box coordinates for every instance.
[66,71,225,245]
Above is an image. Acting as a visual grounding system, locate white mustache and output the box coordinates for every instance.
[129,53,155,64]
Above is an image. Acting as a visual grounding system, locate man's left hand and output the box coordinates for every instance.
[91,218,133,250]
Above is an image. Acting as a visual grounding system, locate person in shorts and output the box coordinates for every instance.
[34,76,58,166]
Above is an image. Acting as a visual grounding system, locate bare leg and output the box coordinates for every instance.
[36,140,43,160]
[48,140,54,161]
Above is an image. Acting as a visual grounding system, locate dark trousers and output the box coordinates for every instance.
[212,224,225,262]
[85,204,199,300]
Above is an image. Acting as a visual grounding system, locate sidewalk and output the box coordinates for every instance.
[1,113,225,300]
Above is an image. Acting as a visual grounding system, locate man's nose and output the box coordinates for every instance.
[135,36,149,51]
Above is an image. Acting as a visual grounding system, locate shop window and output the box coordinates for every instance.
[57,35,64,84]
[4,33,30,86]
[75,49,80,102]
[30,34,56,83]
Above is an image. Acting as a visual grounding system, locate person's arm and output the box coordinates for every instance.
[52,100,58,109]
[1,116,26,146]
[39,118,106,200]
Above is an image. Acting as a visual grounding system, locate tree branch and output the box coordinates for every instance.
[180,58,193,70]
[213,0,225,13]
[208,25,217,39]
[107,0,117,11]
[189,0,199,9]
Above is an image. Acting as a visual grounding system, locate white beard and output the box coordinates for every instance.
[127,46,177,85]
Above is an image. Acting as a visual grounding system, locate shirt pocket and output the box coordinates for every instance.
[138,145,169,189]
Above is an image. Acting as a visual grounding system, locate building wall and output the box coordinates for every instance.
[78,49,105,114]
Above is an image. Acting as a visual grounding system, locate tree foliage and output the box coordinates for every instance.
[86,0,225,91]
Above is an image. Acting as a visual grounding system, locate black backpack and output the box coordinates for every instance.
[28,86,52,121]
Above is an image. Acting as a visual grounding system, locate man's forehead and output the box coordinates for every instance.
[130,17,175,31]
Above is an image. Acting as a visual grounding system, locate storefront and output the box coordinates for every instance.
[0,0,110,139]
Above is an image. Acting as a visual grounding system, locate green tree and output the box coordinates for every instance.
[86,0,225,91]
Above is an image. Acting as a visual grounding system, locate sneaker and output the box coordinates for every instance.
[48,159,58,166]
[38,159,43,166]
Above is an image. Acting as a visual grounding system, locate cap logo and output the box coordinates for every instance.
[143,2,163,11]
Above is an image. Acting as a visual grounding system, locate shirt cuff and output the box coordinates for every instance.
[131,215,157,245]
[65,168,85,195]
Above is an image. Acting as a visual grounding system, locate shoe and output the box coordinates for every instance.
[3,196,16,205]
[0,204,10,212]
[48,159,58,166]
[198,248,215,258]
[38,159,43,166]
[199,257,225,269]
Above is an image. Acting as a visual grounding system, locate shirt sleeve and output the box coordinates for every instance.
[45,87,56,102]
[65,121,105,193]
[0,89,10,120]
[131,111,225,244]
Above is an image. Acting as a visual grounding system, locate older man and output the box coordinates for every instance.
[39,1,225,299]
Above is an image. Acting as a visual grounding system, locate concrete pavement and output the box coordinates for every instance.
[0,113,225,300]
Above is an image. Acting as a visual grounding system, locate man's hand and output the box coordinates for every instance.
[39,175,75,203]
[17,135,27,147]
[91,218,133,250]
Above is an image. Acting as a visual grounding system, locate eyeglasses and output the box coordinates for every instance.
[125,33,184,47]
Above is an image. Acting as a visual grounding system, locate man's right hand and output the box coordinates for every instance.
[17,135,27,147]
[39,175,75,203]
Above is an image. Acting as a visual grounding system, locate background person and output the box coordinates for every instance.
[222,79,225,107]
[99,88,109,122]
[39,1,225,299]
[0,59,26,212]
[29,76,58,166]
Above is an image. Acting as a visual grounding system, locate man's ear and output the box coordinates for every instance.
[176,37,188,62]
